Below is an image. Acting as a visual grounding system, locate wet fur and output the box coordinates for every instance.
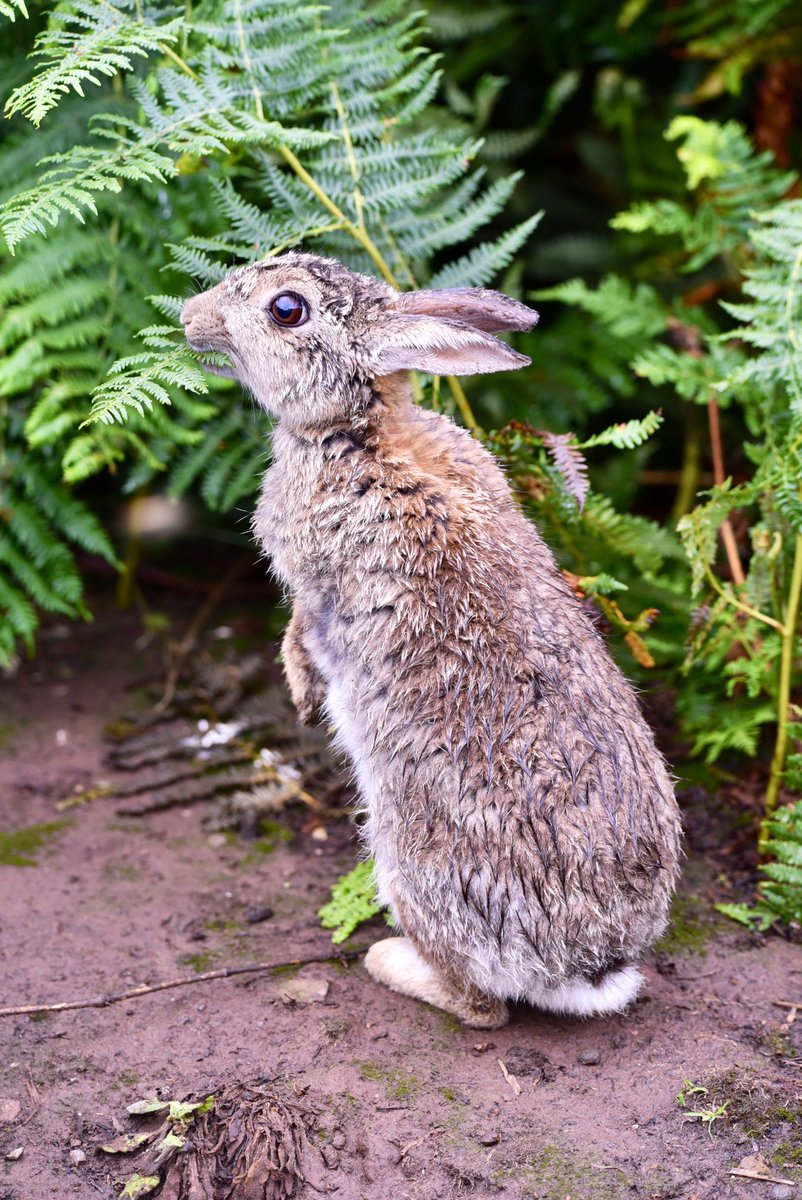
[182,253,682,1024]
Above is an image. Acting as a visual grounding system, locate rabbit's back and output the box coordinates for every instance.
[256,395,680,991]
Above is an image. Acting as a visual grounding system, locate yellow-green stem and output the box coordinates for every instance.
[161,44,199,79]
[277,145,397,284]
[670,412,702,525]
[701,559,784,633]
[445,376,481,433]
[275,155,481,430]
[762,533,802,846]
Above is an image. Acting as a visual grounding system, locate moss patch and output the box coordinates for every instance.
[0,820,67,867]
[438,1012,462,1035]
[494,1145,630,1199]
[773,1141,802,1172]
[180,951,215,973]
[356,1059,419,1100]
[249,819,294,856]
[695,1066,801,1138]
[655,890,715,956]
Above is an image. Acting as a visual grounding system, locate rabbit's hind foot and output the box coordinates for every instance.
[364,937,509,1030]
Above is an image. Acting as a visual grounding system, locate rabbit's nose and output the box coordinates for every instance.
[180,296,200,325]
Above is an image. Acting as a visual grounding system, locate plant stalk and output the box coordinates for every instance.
[670,408,702,524]
[707,395,745,586]
[762,533,802,846]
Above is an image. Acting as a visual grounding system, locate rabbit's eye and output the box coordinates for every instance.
[268,292,309,328]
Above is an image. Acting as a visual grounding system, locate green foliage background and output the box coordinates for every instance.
[2,0,802,903]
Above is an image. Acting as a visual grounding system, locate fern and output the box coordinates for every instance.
[319,861,384,944]
[0,0,27,20]
[580,411,664,451]
[4,3,181,127]
[615,117,796,271]
[0,457,118,667]
[718,801,802,930]
[537,431,590,511]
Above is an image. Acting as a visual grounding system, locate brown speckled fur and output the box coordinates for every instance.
[181,252,681,1028]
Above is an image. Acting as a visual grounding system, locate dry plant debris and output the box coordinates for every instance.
[60,640,351,829]
[102,1082,326,1199]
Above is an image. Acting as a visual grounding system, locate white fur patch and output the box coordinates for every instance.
[364,937,509,1028]
[364,937,445,1003]
[528,965,644,1018]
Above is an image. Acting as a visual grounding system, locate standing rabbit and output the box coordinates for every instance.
[181,252,681,1029]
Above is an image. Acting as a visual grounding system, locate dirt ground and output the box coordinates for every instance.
[1,587,801,1200]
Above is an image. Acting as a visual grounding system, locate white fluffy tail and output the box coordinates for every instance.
[529,965,644,1018]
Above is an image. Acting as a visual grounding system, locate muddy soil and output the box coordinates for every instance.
[0,592,801,1200]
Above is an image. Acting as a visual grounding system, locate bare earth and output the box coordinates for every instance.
[0,594,800,1200]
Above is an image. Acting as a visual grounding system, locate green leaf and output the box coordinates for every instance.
[120,1174,161,1199]
[319,861,383,944]
[127,1097,169,1116]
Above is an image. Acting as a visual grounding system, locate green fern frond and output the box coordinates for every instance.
[580,410,664,450]
[718,800,802,929]
[0,145,171,251]
[319,861,383,944]
[4,6,181,127]
[0,0,28,21]
[430,211,543,288]
[87,344,211,424]
[535,275,667,340]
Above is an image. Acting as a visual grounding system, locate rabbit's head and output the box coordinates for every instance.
[181,252,538,427]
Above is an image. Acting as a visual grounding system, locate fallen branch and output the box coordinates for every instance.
[0,948,369,1018]
[730,1167,794,1185]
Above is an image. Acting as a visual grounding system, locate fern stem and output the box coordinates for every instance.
[707,394,744,586]
[762,533,802,839]
[701,560,784,633]
[329,81,365,230]
[445,375,481,432]
[276,145,395,284]
[161,44,199,80]
[670,409,702,524]
[232,0,264,120]
[230,7,480,433]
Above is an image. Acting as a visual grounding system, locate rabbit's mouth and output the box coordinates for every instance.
[198,354,238,380]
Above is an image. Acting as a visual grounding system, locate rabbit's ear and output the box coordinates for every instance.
[372,314,531,377]
[396,288,539,333]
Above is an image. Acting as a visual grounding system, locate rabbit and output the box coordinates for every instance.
[181,251,681,1030]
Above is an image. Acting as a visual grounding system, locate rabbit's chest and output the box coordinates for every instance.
[257,448,355,586]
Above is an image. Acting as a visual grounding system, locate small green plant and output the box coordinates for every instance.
[677,1078,729,1137]
[677,1077,709,1106]
[319,860,383,944]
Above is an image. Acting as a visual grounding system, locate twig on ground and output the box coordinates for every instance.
[730,1167,794,1184]
[0,948,369,1018]
[498,1058,521,1096]
[151,552,254,717]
